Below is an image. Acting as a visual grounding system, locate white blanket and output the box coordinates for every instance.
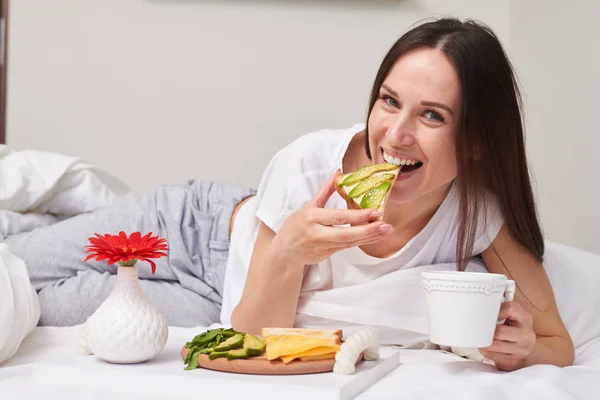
[297,242,600,363]
[1,325,598,399]
[0,145,132,364]
[0,144,131,235]
[297,261,487,344]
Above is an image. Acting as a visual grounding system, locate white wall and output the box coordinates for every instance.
[11,1,598,254]
[6,0,509,194]
[12,1,597,254]
[509,0,600,254]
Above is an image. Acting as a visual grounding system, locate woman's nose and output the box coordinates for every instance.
[387,113,416,146]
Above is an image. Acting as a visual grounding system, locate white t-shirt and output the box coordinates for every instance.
[220,123,504,344]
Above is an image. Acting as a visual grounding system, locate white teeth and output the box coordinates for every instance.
[383,152,399,165]
[383,151,420,166]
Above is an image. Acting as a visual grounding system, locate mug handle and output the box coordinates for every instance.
[497,280,516,325]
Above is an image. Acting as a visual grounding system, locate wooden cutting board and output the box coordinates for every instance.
[180,346,336,375]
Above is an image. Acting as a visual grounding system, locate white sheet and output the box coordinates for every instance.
[1,326,598,399]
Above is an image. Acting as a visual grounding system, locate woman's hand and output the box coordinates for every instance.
[271,171,393,266]
[479,301,537,371]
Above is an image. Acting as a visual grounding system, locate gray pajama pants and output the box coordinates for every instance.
[5,179,256,327]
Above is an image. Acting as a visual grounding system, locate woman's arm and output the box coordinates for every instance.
[231,173,391,334]
[480,225,575,370]
[230,221,306,334]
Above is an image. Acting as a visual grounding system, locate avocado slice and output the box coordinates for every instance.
[221,328,241,338]
[340,163,399,186]
[199,347,214,355]
[347,173,395,199]
[243,333,266,357]
[226,348,249,360]
[213,333,244,351]
[208,350,230,360]
[360,181,392,209]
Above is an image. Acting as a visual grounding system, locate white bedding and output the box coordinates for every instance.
[0,145,132,364]
[0,243,39,365]
[0,145,131,220]
[0,325,598,399]
[1,145,599,398]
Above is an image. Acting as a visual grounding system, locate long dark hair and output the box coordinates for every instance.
[365,18,544,270]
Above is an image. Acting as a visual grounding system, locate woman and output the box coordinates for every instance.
[227,17,574,371]
[7,18,573,371]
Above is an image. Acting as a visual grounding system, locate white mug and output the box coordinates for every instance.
[421,271,516,348]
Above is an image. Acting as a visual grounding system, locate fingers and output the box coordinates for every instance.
[311,207,383,226]
[478,350,525,371]
[478,348,514,365]
[478,321,536,371]
[319,221,393,246]
[479,337,532,371]
[345,235,388,248]
[480,339,517,355]
[492,325,521,343]
[498,301,533,328]
[312,171,341,208]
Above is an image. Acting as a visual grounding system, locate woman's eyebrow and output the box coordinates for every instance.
[421,101,454,116]
[381,84,454,116]
[381,84,398,97]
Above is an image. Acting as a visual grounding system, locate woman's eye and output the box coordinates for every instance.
[424,110,445,123]
[380,94,399,108]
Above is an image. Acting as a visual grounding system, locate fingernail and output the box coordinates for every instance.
[369,211,383,218]
[378,224,393,234]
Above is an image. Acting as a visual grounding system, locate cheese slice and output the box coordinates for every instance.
[266,338,339,361]
[264,335,338,345]
[280,345,340,364]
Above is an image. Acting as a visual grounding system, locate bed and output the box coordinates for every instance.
[1,324,599,399]
[1,146,600,399]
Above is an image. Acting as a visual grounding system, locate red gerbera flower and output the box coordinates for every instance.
[84,231,168,274]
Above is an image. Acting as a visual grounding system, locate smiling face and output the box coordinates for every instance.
[367,47,462,205]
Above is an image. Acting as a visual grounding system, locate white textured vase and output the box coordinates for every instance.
[79,265,168,363]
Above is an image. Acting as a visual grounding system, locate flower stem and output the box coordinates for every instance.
[118,259,138,267]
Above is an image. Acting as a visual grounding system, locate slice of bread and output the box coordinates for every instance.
[260,327,343,342]
[334,163,400,217]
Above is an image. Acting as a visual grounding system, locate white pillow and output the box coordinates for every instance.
[544,241,600,350]
[0,145,132,216]
[0,243,41,364]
